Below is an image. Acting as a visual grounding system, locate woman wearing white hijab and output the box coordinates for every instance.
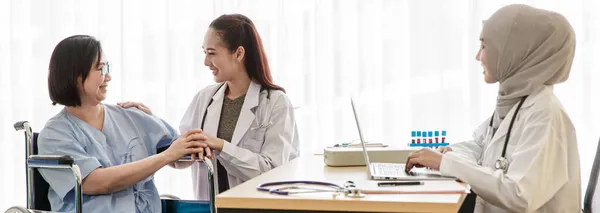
[405,4,581,213]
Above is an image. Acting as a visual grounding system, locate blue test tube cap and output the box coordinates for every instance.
[442,131,447,136]
[428,131,433,137]
[411,131,416,137]
[417,131,421,137]
[435,131,439,136]
[422,131,427,137]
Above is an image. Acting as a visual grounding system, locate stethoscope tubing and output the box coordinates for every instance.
[488,96,528,172]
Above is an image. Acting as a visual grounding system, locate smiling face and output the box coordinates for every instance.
[78,55,111,106]
[202,27,246,83]
[48,35,113,107]
[476,33,496,84]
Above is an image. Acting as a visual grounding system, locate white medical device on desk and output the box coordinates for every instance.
[323,147,417,166]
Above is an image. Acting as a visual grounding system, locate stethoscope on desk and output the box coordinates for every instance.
[487,95,528,173]
[200,82,272,130]
[256,180,366,198]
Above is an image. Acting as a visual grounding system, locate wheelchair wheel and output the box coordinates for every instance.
[4,206,31,213]
[4,206,52,213]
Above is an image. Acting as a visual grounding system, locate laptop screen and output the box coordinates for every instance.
[350,98,372,170]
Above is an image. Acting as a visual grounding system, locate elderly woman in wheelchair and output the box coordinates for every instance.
[6,35,213,213]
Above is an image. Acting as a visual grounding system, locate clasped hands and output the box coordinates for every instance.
[162,129,225,162]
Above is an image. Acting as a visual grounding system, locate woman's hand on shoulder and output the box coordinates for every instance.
[117,101,152,115]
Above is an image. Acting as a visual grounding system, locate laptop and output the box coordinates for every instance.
[350,98,454,180]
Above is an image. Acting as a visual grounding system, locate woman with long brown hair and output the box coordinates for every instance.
[123,14,300,200]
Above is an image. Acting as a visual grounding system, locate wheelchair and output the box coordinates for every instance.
[5,121,216,213]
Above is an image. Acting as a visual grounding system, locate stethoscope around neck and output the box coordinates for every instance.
[200,82,272,130]
[489,95,528,173]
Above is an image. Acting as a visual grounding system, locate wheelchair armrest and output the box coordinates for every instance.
[26,155,83,213]
[28,155,74,166]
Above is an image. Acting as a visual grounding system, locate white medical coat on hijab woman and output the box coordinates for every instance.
[178,80,300,200]
[439,4,581,213]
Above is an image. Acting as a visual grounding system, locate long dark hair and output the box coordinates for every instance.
[209,14,285,92]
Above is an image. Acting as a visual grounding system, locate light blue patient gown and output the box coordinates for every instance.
[37,104,178,213]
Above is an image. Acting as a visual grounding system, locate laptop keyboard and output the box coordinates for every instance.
[373,163,407,177]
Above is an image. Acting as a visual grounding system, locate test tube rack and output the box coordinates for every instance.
[409,130,449,148]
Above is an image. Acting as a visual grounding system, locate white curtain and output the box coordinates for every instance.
[1,0,598,209]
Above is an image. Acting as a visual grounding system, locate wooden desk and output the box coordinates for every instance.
[216,155,466,213]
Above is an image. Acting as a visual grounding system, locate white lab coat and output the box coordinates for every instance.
[177,80,300,200]
[440,86,581,213]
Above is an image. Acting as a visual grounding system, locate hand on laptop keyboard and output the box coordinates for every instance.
[404,163,425,173]
[405,148,443,172]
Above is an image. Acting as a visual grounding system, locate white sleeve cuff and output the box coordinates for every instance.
[439,152,461,177]
[219,140,236,160]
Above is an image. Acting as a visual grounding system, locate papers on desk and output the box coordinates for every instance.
[354,180,469,194]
